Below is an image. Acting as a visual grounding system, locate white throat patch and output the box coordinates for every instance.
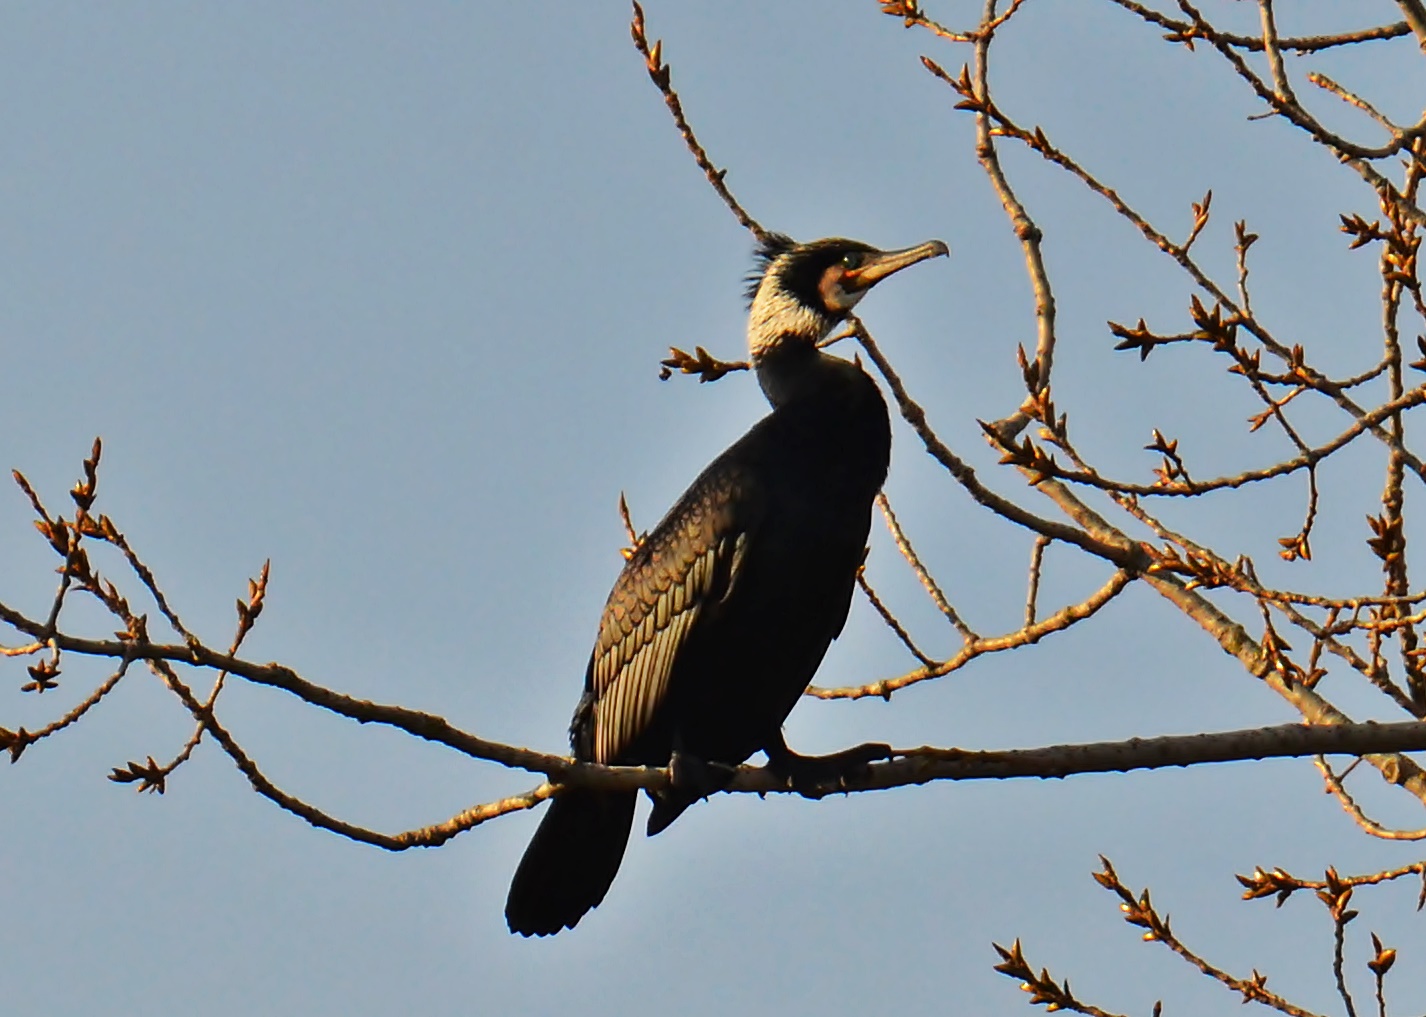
[746,277,831,359]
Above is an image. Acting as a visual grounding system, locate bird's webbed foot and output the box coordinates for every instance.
[763,735,893,799]
[644,748,738,836]
[667,748,739,801]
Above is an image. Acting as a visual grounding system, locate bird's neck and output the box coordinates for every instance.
[746,283,840,408]
[753,341,863,409]
[747,284,832,358]
[752,341,892,505]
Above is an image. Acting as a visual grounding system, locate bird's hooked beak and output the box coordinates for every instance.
[843,240,950,292]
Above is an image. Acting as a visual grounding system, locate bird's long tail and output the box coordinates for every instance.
[505,788,637,936]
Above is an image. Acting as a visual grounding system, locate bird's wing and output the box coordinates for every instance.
[583,460,758,765]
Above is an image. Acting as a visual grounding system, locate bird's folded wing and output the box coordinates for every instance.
[586,465,757,764]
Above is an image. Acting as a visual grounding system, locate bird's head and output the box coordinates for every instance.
[745,234,949,360]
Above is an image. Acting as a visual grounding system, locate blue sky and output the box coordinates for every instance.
[4,4,1425,1014]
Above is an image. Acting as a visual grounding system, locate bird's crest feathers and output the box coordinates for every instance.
[744,232,797,306]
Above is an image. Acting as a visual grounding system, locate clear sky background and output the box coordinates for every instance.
[4,4,1425,1015]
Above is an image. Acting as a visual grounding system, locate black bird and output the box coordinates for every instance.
[505,233,948,936]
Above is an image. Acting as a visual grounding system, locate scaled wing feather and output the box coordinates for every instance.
[589,531,745,763]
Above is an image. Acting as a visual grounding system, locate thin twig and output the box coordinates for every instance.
[857,567,936,667]
[876,492,977,642]
[1105,2,1409,53]
[1096,858,1330,1017]
[1317,757,1426,840]
[1025,535,1050,626]
[811,569,1133,699]
[629,2,765,239]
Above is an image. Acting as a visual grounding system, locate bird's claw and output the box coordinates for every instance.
[765,741,892,799]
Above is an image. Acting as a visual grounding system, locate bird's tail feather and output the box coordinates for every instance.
[505,788,636,936]
[646,790,695,836]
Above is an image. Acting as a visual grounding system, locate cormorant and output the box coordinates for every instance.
[505,233,948,936]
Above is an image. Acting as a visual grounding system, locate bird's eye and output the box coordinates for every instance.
[840,252,863,270]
